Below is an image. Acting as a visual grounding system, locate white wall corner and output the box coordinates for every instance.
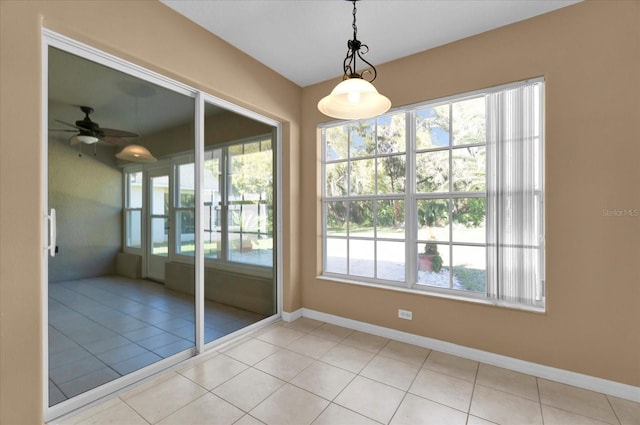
[300,308,640,403]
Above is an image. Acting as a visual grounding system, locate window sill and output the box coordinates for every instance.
[316,274,545,314]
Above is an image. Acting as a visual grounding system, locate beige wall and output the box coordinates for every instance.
[301,0,639,388]
[0,1,301,423]
[143,109,274,158]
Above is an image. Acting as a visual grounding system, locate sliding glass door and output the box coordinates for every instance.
[47,43,197,409]
[201,104,277,343]
[45,32,279,419]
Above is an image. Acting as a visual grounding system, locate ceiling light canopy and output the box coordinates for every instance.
[115,144,157,163]
[318,0,391,120]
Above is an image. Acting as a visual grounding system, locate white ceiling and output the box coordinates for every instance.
[48,0,580,144]
[161,0,580,87]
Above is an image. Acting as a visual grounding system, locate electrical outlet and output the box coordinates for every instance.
[398,309,412,320]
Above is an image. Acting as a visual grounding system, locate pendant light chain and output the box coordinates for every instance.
[349,0,360,77]
[352,0,358,41]
[344,0,375,82]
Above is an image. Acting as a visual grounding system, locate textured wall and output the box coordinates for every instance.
[48,138,122,282]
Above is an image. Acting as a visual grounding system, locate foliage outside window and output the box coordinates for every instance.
[200,136,273,267]
[226,137,273,266]
[122,135,273,270]
[322,79,545,309]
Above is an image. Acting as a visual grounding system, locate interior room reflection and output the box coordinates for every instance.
[47,47,276,406]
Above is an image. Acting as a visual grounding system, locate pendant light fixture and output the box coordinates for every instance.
[318,0,391,120]
[116,144,157,163]
[116,85,157,163]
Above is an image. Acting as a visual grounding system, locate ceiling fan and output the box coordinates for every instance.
[51,105,138,147]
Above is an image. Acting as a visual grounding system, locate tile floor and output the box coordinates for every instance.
[49,276,266,405]
[52,317,640,425]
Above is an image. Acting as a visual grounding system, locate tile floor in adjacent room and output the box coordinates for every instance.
[52,317,640,425]
[49,277,266,405]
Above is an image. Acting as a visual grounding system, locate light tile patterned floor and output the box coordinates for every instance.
[49,277,266,405]
[53,317,640,425]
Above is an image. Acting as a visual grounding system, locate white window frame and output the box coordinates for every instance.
[320,78,545,311]
[122,135,275,275]
[205,134,275,275]
[123,165,144,254]
[173,153,197,262]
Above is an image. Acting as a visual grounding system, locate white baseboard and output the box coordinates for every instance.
[300,308,640,403]
[281,308,303,322]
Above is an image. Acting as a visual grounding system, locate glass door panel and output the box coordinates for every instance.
[203,101,276,344]
[47,45,195,408]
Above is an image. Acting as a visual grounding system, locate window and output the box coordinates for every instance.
[124,170,143,249]
[322,79,544,309]
[203,149,222,259]
[175,159,196,256]
[124,135,273,268]
[226,138,273,266]
[162,136,274,267]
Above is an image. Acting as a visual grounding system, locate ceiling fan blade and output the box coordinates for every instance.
[99,136,130,147]
[100,128,139,138]
[55,119,81,130]
[49,128,77,132]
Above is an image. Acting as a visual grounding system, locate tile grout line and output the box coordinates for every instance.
[537,376,546,425]
[284,323,380,424]
[604,394,624,425]
[385,346,431,425]
[117,395,152,425]
[466,352,481,424]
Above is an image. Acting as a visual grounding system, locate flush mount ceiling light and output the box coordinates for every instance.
[318,0,391,120]
[115,144,157,163]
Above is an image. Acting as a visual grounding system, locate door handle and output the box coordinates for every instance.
[48,208,56,258]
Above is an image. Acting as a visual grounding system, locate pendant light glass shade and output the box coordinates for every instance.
[318,77,391,120]
[115,144,157,163]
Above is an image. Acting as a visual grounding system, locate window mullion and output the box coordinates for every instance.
[373,119,378,280]
[221,148,229,261]
[448,102,454,290]
[406,110,416,288]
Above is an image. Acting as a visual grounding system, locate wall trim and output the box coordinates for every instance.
[301,308,640,403]
[281,308,303,322]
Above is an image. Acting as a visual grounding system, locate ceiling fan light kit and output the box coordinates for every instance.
[69,134,100,145]
[51,105,158,162]
[318,0,391,120]
[51,105,139,146]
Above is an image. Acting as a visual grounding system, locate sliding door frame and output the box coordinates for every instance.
[41,29,282,422]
